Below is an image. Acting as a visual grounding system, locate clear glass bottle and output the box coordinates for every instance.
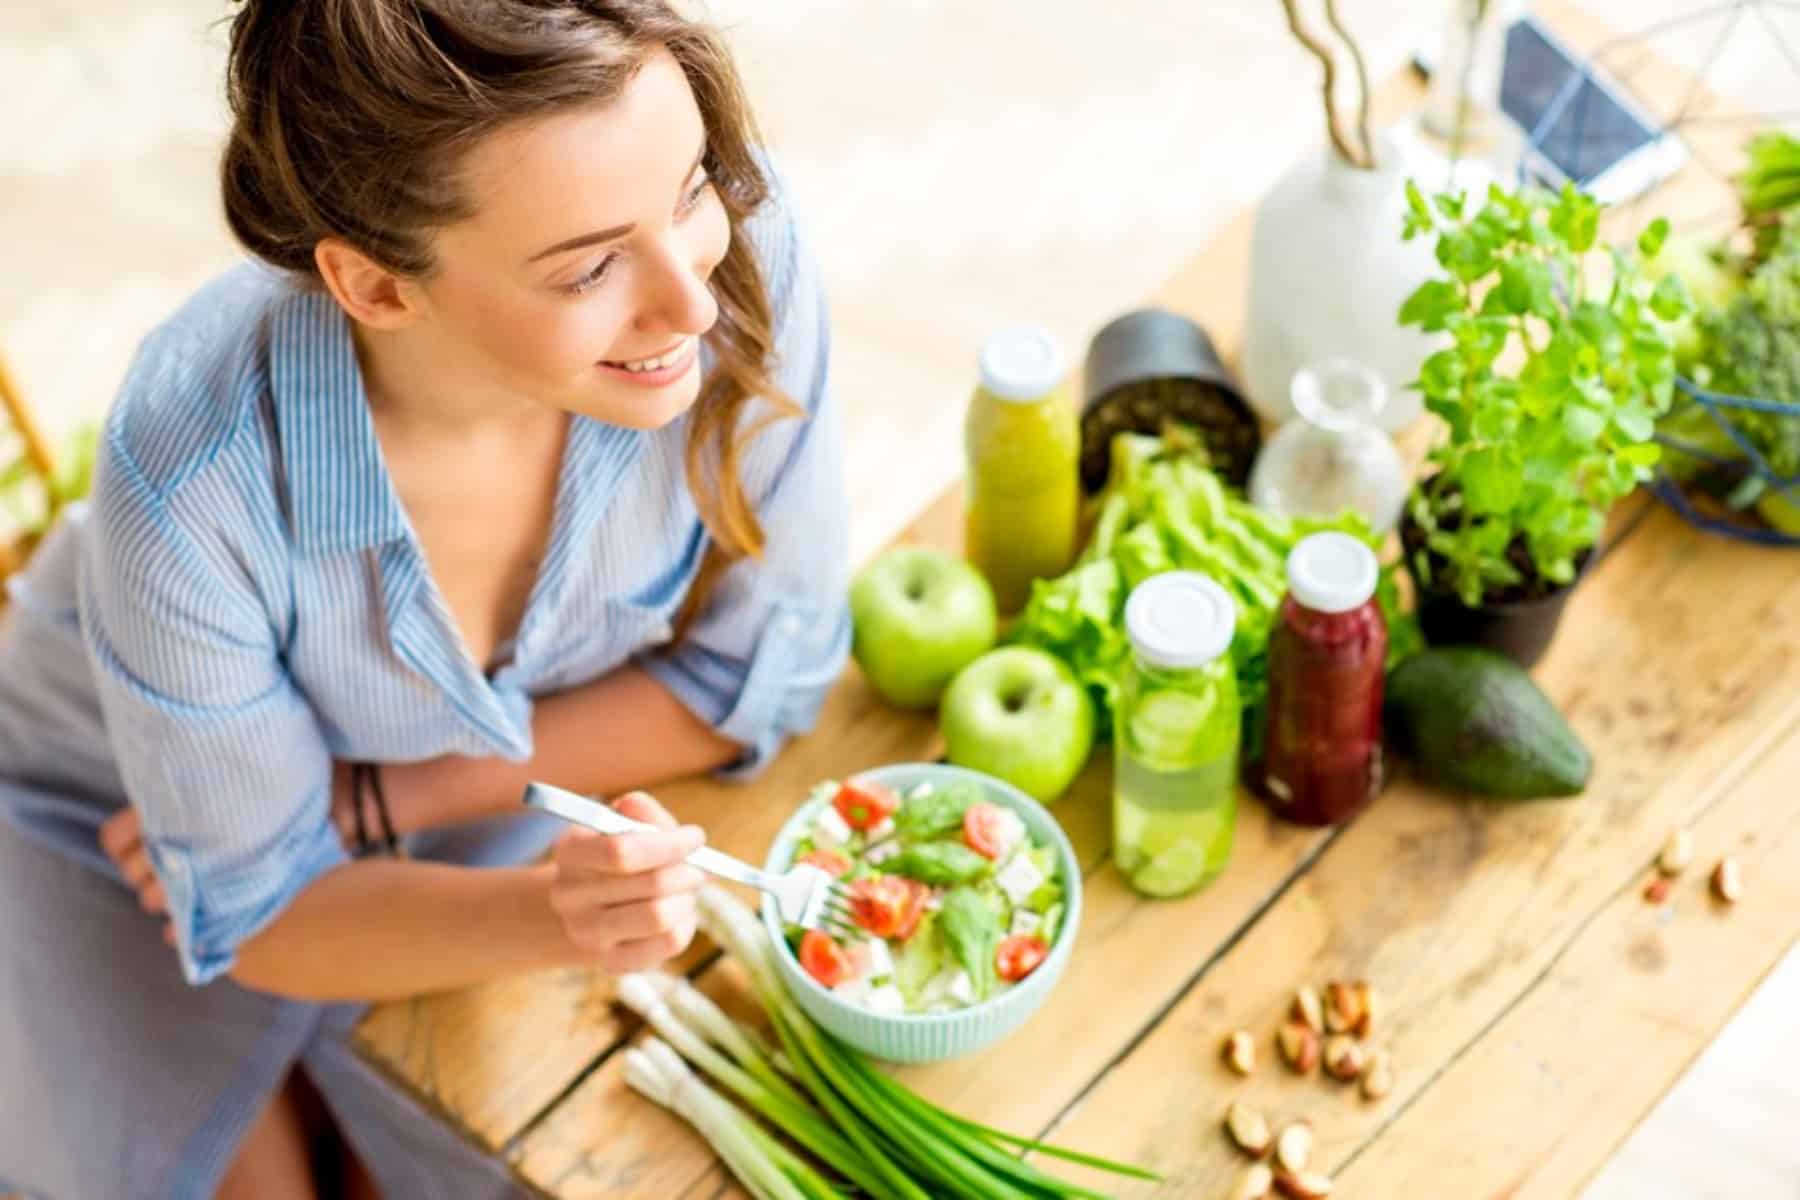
[1113,572,1240,898]
[1248,359,1409,535]
[1399,0,1524,194]
[1256,533,1388,827]
[964,326,1080,615]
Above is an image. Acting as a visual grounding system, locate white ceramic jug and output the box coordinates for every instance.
[1242,139,1441,432]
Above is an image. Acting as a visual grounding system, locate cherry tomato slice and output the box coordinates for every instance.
[799,929,855,988]
[833,779,900,831]
[963,802,1014,860]
[848,875,918,939]
[891,879,931,943]
[995,934,1050,982]
[798,848,853,878]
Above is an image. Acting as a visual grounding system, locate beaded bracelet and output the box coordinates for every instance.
[350,762,400,856]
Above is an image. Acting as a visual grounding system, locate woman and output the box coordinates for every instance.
[0,2,848,1196]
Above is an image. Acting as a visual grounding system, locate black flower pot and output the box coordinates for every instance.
[1400,507,1587,670]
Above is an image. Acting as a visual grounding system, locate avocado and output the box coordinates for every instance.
[1386,647,1591,798]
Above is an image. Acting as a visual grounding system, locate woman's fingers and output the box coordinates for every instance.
[547,791,705,970]
[120,846,155,891]
[548,862,706,913]
[597,930,694,975]
[97,809,171,918]
[552,821,703,877]
[588,895,695,944]
[612,790,679,830]
[98,806,141,864]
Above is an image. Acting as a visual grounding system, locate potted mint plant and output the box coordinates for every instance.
[1396,182,1691,666]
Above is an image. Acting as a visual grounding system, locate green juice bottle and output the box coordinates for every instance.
[1113,572,1240,898]
[963,326,1080,615]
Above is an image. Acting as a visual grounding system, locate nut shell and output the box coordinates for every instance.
[1277,1021,1321,1075]
[1226,1102,1273,1159]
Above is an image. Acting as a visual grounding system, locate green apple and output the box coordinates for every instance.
[940,646,1095,802]
[849,547,998,709]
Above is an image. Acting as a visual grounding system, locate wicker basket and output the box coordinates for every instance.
[0,349,59,609]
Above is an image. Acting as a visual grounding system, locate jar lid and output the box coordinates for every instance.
[1287,532,1378,613]
[979,326,1066,401]
[1124,572,1236,669]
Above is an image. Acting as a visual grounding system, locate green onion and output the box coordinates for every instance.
[615,974,887,1196]
[692,886,1159,1199]
[623,1038,818,1200]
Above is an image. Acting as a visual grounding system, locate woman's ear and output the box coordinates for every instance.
[314,237,424,330]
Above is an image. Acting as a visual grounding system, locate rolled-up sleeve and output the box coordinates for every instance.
[79,430,345,986]
[639,183,851,776]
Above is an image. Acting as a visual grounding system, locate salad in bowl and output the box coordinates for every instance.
[762,762,1080,1062]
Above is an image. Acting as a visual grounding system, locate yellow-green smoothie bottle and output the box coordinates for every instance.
[964,327,1080,614]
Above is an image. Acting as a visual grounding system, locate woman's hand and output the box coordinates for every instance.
[98,806,174,944]
[547,791,707,974]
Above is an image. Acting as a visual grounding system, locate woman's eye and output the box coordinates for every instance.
[677,175,713,218]
[562,252,619,296]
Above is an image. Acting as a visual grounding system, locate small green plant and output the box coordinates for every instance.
[1397,181,1691,607]
[0,426,97,544]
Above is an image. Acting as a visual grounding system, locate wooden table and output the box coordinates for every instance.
[355,7,1800,1195]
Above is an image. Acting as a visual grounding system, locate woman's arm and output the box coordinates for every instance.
[107,790,708,1002]
[231,857,572,1000]
[377,665,740,835]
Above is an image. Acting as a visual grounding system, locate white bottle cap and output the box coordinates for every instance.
[1124,572,1236,669]
[1286,532,1378,614]
[978,326,1066,401]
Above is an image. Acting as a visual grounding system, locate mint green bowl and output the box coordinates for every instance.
[760,762,1082,1064]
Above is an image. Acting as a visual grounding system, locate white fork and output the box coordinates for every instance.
[523,782,857,935]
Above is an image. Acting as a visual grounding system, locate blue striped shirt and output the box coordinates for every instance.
[0,188,850,986]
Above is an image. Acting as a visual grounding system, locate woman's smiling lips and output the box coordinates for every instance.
[596,336,697,387]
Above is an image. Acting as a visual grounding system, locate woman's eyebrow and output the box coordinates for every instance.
[525,144,709,264]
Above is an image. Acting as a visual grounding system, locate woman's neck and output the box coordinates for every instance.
[352,320,555,443]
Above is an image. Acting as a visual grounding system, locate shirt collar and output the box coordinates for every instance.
[267,285,652,565]
[267,287,411,555]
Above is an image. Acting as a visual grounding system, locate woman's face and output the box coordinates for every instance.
[414,48,730,430]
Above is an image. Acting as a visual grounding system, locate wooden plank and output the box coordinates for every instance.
[1336,710,1800,1196]
[505,959,772,1200]
[351,497,957,1150]
[368,0,1751,1177]
[1024,504,1800,1195]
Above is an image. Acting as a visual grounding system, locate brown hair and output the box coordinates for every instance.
[221,0,794,636]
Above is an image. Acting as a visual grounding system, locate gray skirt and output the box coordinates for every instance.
[0,806,564,1200]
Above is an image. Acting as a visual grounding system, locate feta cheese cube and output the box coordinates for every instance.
[832,978,872,1007]
[866,984,906,1016]
[866,816,897,842]
[923,891,944,912]
[918,968,958,1006]
[946,969,976,1006]
[1010,909,1043,938]
[992,808,1028,858]
[995,853,1047,906]
[862,939,895,980]
[865,839,902,867]
[907,781,936,800]
[813,805,853,849]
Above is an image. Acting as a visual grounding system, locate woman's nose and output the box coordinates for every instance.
[634,239,719,337]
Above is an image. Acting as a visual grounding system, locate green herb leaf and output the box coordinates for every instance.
[885,843,993,888]
[1638,217,1671,259]
[894,784,978,842]
[937,887,1001,1001]
[1649,271,1693,322]
[1398,279,1463,331]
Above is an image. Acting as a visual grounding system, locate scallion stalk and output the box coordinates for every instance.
[692,887,1161,1200]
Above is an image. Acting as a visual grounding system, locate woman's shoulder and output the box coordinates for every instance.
[99,261,293,504]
